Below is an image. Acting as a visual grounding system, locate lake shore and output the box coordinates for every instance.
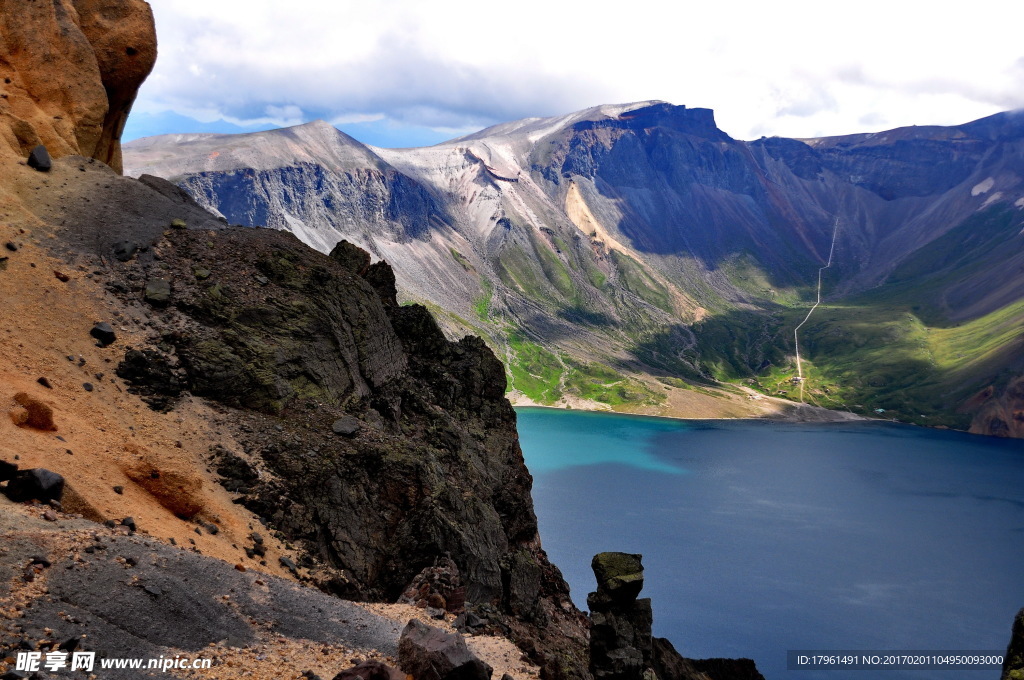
[509,383,868,424]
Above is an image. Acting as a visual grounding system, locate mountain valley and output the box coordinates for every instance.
[125,104,1024,436]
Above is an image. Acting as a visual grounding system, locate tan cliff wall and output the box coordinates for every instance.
[0,0,155,173]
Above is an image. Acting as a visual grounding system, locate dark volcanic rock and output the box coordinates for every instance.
[331,660,406,680]
[652,637,765,680]
[116,347,183,410]
[0,459,17,482]
[27,145,52,171]
[588,552,653,680]
[90,322,117,347]
[398,619,492,680]
[591,552,644,603]
[331,416,361,436]
[144,277,171,305]
[329,239,371,275]
[689,657,765,680]
[112,240,139,262]
[1003,607,1024,680]
[4,468,65,504]
[102,225,590,680]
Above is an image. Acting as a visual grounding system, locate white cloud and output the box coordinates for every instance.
[138,0,1024,142]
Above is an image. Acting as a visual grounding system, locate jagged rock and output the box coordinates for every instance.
[398,619,492,680]
[587,552,654,680]
[11,392,57,430]
[4,469,65,504]
[331,660,406,680]
[398,557,464,613]
[90,322,117,347]
[688,658,764,680]
[0,458,17,482]
[331,416,361,436]
[591,552,644,604]
[27,145,52,171]
[116,347,183,411]
[652,637,765,680]
[0,0,156,170]
[112,240,139,261]
[329,239,371,276]
[100,225,591,680]
[1003,607,1024,680]
[211,446,258,493]
[144,278,171,305]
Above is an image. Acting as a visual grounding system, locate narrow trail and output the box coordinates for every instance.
[793,218,840,402]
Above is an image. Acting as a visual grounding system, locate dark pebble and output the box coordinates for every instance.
[37,377,52,389]
[82,383,94,392]
[113,485,124,495]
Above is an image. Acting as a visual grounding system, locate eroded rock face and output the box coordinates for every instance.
[0,0,155,172]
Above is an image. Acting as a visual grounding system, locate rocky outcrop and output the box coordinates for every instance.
[1003,607,1024,680]
[105,225,589,679]
[0,0,155,171]
[398,620,492,680]
[588,552,654,680]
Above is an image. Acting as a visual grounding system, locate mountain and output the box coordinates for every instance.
[125,102,1024,436]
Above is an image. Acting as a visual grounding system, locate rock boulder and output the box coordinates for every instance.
[398,619,492,680]
[0,0,156,172]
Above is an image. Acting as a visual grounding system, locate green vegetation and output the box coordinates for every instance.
[719,252,802,306]
[562,358,664,407]
[473,278,493,321]
[506,332,563,402]
[449,247,474,272]
[534,234,576,298]
[611,251,673,313]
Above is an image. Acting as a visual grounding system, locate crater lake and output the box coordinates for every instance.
[516,407,1024,679]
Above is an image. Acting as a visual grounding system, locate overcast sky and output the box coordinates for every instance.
[124,0,1024,147]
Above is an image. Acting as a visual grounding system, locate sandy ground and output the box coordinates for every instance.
[0,224,302,579]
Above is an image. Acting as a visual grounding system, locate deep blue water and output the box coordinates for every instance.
[516,407,1024,680]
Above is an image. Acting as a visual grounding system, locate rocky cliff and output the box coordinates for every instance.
[124,104,1024,436]
[0,0,155,172]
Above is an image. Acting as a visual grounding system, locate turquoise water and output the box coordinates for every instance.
[516,407,1024,680]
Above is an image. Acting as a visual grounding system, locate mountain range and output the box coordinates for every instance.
[124,102,1024,437]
